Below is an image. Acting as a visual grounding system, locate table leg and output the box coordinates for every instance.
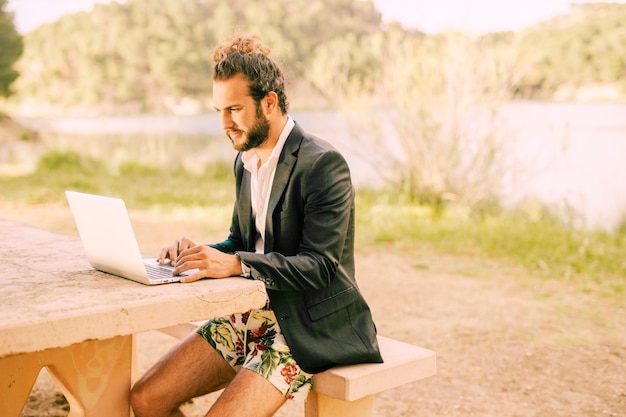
[0,351,42,416]
[0,335,133,417]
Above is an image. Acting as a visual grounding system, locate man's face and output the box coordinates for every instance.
[213,74,269,152]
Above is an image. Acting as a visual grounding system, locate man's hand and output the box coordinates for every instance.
[157,237,196,266]
[158,237,243,283]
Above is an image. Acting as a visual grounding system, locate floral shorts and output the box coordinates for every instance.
[196,307,313,401]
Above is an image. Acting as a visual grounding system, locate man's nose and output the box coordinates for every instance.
[221,112,234,130]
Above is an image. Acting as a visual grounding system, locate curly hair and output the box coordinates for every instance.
[212,34,289,114]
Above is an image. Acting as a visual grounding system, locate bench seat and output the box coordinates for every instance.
[305,336,436,417]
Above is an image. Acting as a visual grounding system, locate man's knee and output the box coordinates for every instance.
[130,378,158,417]
[129,380,145,415]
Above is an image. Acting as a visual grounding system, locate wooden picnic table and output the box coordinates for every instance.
[0,219,267,416]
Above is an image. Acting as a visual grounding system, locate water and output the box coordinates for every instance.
[10,101,626,231]
[501,101,626,231]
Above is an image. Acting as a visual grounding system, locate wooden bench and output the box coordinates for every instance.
[159,323,437,417]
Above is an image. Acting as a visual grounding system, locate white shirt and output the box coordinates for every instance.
[241,116,295,256]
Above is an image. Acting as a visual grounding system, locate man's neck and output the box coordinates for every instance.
[255,114,289,164]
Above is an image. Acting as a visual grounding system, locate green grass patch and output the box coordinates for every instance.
[0,150,235,209]
[355,189,626,296]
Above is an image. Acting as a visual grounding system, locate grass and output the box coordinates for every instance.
[1,150,235,208]
[2,150,625,297]
[355,189,626,297]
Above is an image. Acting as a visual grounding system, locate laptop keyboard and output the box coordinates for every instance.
[145,263,176,280]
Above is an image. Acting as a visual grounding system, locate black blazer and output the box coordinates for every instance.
[211,123,382,373]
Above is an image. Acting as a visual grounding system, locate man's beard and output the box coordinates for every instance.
[233,104,270,152]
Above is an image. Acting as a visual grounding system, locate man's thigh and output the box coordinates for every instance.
[208,369,287,417]
[133,332,236,408]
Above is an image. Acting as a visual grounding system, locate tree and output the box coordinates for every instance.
[514,2,626,98]
[0,0,23,97]
[10,0,382,114]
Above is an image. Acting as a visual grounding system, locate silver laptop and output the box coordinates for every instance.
[65,190,196,285]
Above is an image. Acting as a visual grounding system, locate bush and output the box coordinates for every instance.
[36,150,104,175]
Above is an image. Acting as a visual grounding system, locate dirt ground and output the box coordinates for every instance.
[4,201,625,417]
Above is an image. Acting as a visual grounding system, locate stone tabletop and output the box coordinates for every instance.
[0,219,267,358]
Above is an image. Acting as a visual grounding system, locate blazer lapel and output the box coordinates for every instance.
[264,124,303,251]
[236,158,255,251]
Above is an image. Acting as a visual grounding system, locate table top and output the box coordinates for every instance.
[0,219,267,358]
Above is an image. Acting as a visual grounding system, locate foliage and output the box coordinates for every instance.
[340,29,519,213]
[6,1,625,113]
[514,2,626,98]
[0,0,23,97]
[11,0,381,113]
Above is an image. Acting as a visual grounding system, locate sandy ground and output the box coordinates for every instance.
[4,202,625,417]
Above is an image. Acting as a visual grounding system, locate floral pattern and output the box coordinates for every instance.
[197,308,313,401]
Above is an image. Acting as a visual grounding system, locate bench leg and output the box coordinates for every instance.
[0,335,133,417]
[305,391,374,417]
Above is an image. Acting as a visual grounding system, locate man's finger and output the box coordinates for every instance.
[180,272,202,283]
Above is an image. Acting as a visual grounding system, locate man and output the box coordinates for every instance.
[130,34,382,417]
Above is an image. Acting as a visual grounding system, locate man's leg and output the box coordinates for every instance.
[206,368,287,417]
[131,332,236,417]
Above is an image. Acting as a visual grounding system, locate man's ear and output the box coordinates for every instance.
[265,91,279,114]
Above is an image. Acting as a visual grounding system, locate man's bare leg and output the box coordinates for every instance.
[131,332,236,417]
[206,368,287,417]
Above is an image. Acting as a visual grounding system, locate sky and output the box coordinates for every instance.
[6,0,626,35]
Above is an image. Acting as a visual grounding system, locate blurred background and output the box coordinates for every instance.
[1,2,625,416]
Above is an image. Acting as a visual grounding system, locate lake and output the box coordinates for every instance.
[501,101,626,232]
[10,101,626,232]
